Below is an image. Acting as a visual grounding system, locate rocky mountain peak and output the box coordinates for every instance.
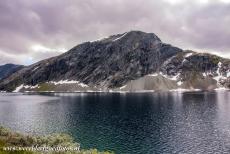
[116,30,160,42]
[0,30,229,92]
[92,31,161,44]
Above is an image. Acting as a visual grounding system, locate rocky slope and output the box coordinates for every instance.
[0,31,229,92]
[115,51,230,92]
[0,64,23,80]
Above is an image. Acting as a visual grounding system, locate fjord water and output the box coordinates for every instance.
[0,92,230,154]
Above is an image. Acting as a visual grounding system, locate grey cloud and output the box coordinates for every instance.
[0,0,230,65]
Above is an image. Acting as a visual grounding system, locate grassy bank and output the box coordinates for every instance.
[0,126,113,154]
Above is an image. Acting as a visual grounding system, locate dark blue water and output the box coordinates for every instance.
[0,91,230,154]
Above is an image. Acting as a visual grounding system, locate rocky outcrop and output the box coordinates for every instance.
[160,51,230,89]
[0,31,229,92]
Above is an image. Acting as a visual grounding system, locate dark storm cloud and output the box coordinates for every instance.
[0,0,230,65]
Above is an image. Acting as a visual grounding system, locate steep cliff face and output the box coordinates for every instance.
[0,31,229,92]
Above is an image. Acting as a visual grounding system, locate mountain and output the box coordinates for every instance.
[0,64,24,80]
[0,31,229,92]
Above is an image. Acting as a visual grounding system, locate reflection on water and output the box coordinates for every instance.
[0,91,230,154]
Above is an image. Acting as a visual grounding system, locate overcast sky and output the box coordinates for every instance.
[0,0,230,65]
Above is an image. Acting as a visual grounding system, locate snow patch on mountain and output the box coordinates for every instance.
[24,85,40,89]
[147,73,158,77]
[202,73,207,77]
[32,67,39,71]
[202,71,215,77]
[160,72,180,81]
[13,84,40,92]
[185,52,193,58]
[119,85,127,89]
[227,71,230,77]
[49,80,89,87]
[147,72,181,81]
[162,55,177,66]
[49,80,78,85]
[213,62,227,84]
[182,59,188,64]
[177,81,183,86]
[181,52,193,64]
[113,32,128,42]
[13,84,24,92]
[78,83,89,88]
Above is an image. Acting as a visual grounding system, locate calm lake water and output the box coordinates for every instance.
[0,91,230,154]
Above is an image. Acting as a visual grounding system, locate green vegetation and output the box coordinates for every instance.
[210,55,221,65]
[0,126,113,154]
[35,83,55,92]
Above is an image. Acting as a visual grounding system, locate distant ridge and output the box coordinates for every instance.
[0,64,24,80]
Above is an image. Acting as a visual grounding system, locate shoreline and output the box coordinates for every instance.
[0,88,229,94]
